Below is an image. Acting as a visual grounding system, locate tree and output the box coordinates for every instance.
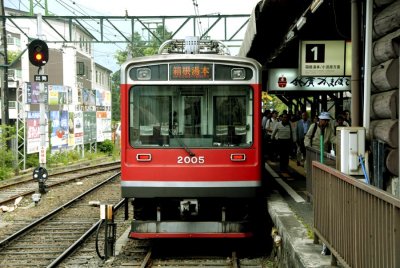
[112,25,173,123]
[111,71,120,122]
[114,25,173,64]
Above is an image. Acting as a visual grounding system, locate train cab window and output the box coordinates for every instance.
[213,96,248,146]
[129,85,253,148]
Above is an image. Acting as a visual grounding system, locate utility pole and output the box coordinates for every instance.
[0,0,10,129]
[35,14,48,168]
[30,0,49,16]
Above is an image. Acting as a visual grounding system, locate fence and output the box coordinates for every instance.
[305,146,336,201]
[312,161,400,268]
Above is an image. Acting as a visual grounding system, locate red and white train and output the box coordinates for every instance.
[120,37,264,239]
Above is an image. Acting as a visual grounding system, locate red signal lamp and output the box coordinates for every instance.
[28,39,49,67]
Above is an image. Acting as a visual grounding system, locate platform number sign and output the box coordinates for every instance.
[305,44,325,63]
[300,40,346,76]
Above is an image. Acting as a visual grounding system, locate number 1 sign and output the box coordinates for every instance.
[300,40,348,76]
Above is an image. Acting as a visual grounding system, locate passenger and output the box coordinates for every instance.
[342,109,351,126]
[261,110,271,158]
[261,110,270,131]
[289,113,298,159]
[312,114,319,124]
[334,114,349,134]
[304,111,335,153]
[265,110,279,160]
[295,111,311,166]
[271,114,293,172]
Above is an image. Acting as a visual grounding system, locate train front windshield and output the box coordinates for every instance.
[129,85,253,148]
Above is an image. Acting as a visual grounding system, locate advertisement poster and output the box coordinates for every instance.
[26,112,40,154]
[96,111,111,142]
[68,112,75,146]
[83,89,96,106]
[50,111,68,152]
[95,89,111,107]
[74,111,84,145]
[83,111,96,144]
[26,82,48,104]
[48,85,68,105]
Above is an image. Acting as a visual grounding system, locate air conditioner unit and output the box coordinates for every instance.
[8,69,16,81]
[336,127,365,175]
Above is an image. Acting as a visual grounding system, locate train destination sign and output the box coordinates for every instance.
[268,68,350,92]
[170,63,212,80]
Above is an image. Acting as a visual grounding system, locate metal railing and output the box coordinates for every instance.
[305,146,336,201]
[312,161,400,268]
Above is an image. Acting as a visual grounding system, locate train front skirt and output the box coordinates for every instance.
[130,220,253,239]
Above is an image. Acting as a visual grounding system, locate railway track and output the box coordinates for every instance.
[0,161,120,207]
[0,172,122,268]
[110,238,268,268]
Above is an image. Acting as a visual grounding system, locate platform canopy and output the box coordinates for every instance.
[239,0,352,69]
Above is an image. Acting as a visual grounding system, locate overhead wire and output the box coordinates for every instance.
[54,0,125,50]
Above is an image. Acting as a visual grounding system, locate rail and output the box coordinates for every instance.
[311,161,400,268]
[305,146,336,201]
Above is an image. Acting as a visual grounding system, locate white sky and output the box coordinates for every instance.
[64,0,259,16]
[6,0,260,72]
[6,0,259,17]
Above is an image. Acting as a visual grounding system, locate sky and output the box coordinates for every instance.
[6,0,260,72]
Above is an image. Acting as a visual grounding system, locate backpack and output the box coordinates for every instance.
[309,123,318,148]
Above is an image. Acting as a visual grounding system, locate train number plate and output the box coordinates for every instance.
[177,156,205,164]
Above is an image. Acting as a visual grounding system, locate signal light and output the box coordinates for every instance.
[28,39,49,67]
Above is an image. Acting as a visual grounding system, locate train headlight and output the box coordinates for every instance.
[137,68,151,80]
[231,68,245,80]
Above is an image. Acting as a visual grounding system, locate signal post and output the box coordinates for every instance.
[28,36,49,168]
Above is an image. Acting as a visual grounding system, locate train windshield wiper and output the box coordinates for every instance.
[169,131,195,156]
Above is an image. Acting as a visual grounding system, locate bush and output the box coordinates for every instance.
[0,126,16,180]
[26,154,39,168]
[98,140,114,155]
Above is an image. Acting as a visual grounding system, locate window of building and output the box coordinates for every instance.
[77,62,85,75]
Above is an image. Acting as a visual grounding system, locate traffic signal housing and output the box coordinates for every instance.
[28,39,49,67]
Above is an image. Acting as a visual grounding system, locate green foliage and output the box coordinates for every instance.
[26,153,39,168]
[0,125,16,180]
[112,26,173,122]
[7,50,20,64]
[114,26,173,64]
[98,140,114,155]
[47,150,77,166]
[0,150,14,180]
[111,71,121,122]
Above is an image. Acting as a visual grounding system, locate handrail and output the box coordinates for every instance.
[312,161,400,267]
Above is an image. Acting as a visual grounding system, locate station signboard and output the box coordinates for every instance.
[299,40,351,76]
[268,68,350,92]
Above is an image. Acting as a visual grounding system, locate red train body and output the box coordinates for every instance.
[120,38,263,239]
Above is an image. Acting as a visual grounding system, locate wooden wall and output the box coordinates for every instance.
[369,0,400,191]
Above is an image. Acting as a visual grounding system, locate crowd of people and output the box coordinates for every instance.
[262,109,351,172]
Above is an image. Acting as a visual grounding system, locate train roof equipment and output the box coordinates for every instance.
[158,36,231,55]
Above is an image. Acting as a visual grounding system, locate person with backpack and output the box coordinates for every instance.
[304,111,336,153]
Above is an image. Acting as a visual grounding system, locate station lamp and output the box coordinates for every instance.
[28,39,49,67]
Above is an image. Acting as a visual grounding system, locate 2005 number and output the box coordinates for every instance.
[177,156,205,164]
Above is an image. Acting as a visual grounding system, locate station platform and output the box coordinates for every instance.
[265,159,337,267]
